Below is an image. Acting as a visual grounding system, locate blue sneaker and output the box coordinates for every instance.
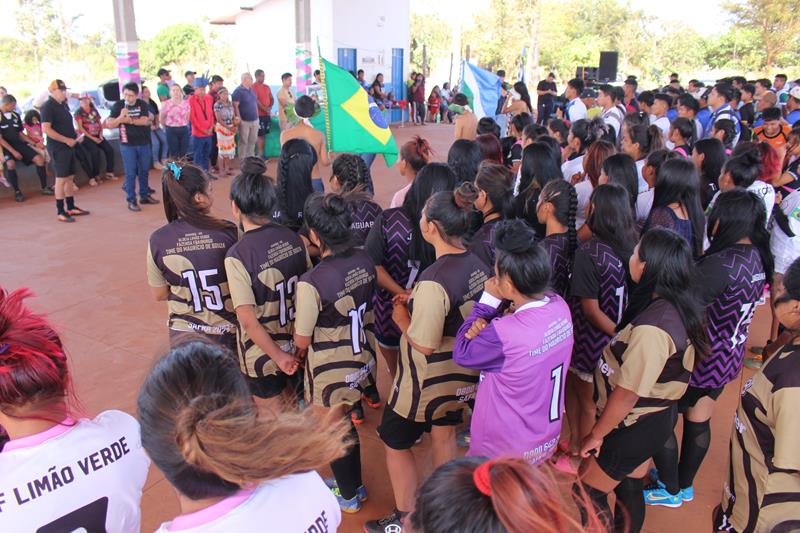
[681,486,694,502]
[643,487,683,508]
[324,478,367,503]
[330,486,361,513]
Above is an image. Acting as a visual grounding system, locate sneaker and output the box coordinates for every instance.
[643,487,683,508]
[140,195,160,205]
[362,389,382,409]
[351,403,365,426]
[681,486,694,502]
[330,486,361,514]
[40,187,54,196]
[14,191,24,202]
[127,201,142,212]
[364,510,405,533]
[148,187,157,195]
[744,354,763,369]
[324,478,367,502]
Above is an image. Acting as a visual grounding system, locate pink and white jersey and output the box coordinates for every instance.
[154,471,340,533]
[0,410,149,533]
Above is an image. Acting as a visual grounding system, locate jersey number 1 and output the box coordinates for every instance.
[549,364,564,422]
[182,269,223,312]
[348,303,367,354]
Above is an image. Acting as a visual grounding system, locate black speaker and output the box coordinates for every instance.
[102,81,120,102]
[598,51,618,82]
[575,67,598,81]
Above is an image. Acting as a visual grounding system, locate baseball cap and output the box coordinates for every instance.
[48,79,68,92]
[581,88,598,99]
[790,86,800,100]
[157,68,171,77]
[184,70,196,77]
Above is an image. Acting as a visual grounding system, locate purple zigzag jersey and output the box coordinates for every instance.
[368,208,415,341]
[570,239,627,374]
[691,245,766,388]
[350,199,382,247]
[467,219,498,268]
[541,232,571,299]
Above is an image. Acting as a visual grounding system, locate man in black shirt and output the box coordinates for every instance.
[0,94,52,202]
[183,70,196,96]
[41,79,90,222]
[108,81,159,212]
[536,72,557,125]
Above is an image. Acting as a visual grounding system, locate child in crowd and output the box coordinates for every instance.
[213,87,238,177]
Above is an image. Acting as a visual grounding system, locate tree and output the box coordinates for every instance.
[15,0,61,77]
[139,24,207,78]
[724,0,800,72]
[410,13,452,76]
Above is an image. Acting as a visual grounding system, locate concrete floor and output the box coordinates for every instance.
[1,122,767,532]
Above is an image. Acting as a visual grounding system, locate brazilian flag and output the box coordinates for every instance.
[320,56,399,166]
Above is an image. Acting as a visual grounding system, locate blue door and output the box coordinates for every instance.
[337,48,357,73]
[391,48,404,123]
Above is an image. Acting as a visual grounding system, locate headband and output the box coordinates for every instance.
[473,460,493,497]
[167,161,182,180]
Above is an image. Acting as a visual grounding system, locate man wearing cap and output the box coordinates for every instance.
[188,77,214,172]
[232,72,259,158]
[253,68,274,158]
[581,88,600,119]
[156,68,173,102]
[40,80,90,222]
[0,93,51,202]
[785,87,800,126]
[183,71,196,97]
[108,82,159,212]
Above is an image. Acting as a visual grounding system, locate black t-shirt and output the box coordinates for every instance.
[110,99,150,146]
[183,84,195,96]
[0,110,24,145]
[537,80,556,106]
[147,98,159,116]
[739,102,755,126]
[40,96,77,148]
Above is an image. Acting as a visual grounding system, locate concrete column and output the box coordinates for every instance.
[112,0,140,90]
[295,0,312,96]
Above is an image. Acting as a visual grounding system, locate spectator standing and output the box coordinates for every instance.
[187,77,215,172]
[785,86,800,126]
[277,72,295,131]
[182,70,195,96]
[108,82,159,212]
[563,78,587,123]
[41,79,90,222]
[280,95,330,192]
[73,93,115,186]
[495,69,509,133]
[208,75,224,174]
[160,84,190,158]
[0,94,51,201]
[536,72,558,126]
[214,87,238,177]
[439,82,453,123]
[623,78,640,114]
[232,72,259,158]
[253,68,274,157]
[142,85,167,169]
[412,73,426,124]
[156,68,173,102]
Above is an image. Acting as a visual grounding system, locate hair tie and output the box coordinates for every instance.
[167,161,182,180]
[0,343,9,355]
[473,460,493,497]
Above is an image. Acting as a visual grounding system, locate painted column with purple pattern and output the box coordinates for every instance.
[116,41,140,90]
[296,45,312,96]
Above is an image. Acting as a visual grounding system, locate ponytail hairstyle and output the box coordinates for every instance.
[400,135,432,173]
[645,149,679,179]
[303,192,364,255]
[713,118,737,150]
[671,117,695,148]
[601,153,639,216]
[586,183,638,265]
[625,123,664,159]
[569,118,607,154]
[519,142,563,207]
[547,118,570,147]
[619,229,709,358]
[404,162,457,269]
[492,219,550,296]
[474,161,514,219]
[422,185,479,246]
[447,139,483,184]
[229,157,277,225]
[137,341,349,501]
[513,81,533,113]
[277,138,317,230]
[410,457,606,533]
[732,141,780,184]
[476,133,504,164]
[0,287,76,424]
[651,158,706,258]
[539,179,578,264]
[331,153,373,193]
[706,189,774,285]
[162,162,234,231]
[722,148,761,188]
[583,139,616,187]
[510,112,533,137]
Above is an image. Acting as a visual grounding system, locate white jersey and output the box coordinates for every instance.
[575,179,593,229]
[561,154,584,182]
[635,159,648,193]
[0,410,149,533]
[707,180,776,226]
[154,471,340,533]
[636,188,654,222]
[771,190,800,274]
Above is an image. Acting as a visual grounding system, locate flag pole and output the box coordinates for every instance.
[317,38,332,152]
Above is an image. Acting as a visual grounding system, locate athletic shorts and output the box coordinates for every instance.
[595,404,678,481]
[375,333,400,349]
[257,116,271,137]
[245,372,293,399]
[678,385,724,412]
[3,142,38,165]
[48,143,76,177]
[378,406,464,451]
[569,366,594,383]
[168,328,238,356]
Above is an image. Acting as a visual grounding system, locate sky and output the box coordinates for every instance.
[1,0,729,41]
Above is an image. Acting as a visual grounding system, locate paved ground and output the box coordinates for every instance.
[1,122,767,532]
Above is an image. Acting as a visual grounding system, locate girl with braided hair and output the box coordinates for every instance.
[537,179,579,299]
[466,162,514,268]
[275,138,317,232]
[330,153,381,247]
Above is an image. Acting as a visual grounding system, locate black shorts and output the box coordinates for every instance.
[245,372,294,399]
[375,333,400,349]
[257,116,271,137]
[378,406,464,450]
[3,142,38,165]
[595,404,678,481]
[678,385,725,412]
[48,143,76,177]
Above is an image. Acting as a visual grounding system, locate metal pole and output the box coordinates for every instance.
[112,0,139,91]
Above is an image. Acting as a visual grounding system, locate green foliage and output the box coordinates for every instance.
[410,13,452,75]
[724,0,800,70]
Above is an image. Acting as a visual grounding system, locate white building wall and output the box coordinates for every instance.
[233,0,297,83]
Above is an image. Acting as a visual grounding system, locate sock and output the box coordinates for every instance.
[651,431,680,495]
[678,420,711,489]
[573,482,611,529]
[36,165,47,188]
[329,420,361,500]
[56,199,65,215]
[614,477,645,533]
[65,196,75,211]
[5,168,19,192]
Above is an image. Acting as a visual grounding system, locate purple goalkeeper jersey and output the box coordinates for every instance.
[690,244,766,389]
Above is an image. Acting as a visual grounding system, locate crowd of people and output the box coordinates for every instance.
[3,66,800,533]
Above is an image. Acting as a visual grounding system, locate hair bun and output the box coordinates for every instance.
[492,219,537,254]
[321,192,349,217]
[240,156,267,176]
[454,182,479,209]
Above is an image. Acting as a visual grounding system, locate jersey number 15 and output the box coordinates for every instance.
[182,269,224,312]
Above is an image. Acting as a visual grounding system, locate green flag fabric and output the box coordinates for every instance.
[320,56,399,166]
[262,114,327,158]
